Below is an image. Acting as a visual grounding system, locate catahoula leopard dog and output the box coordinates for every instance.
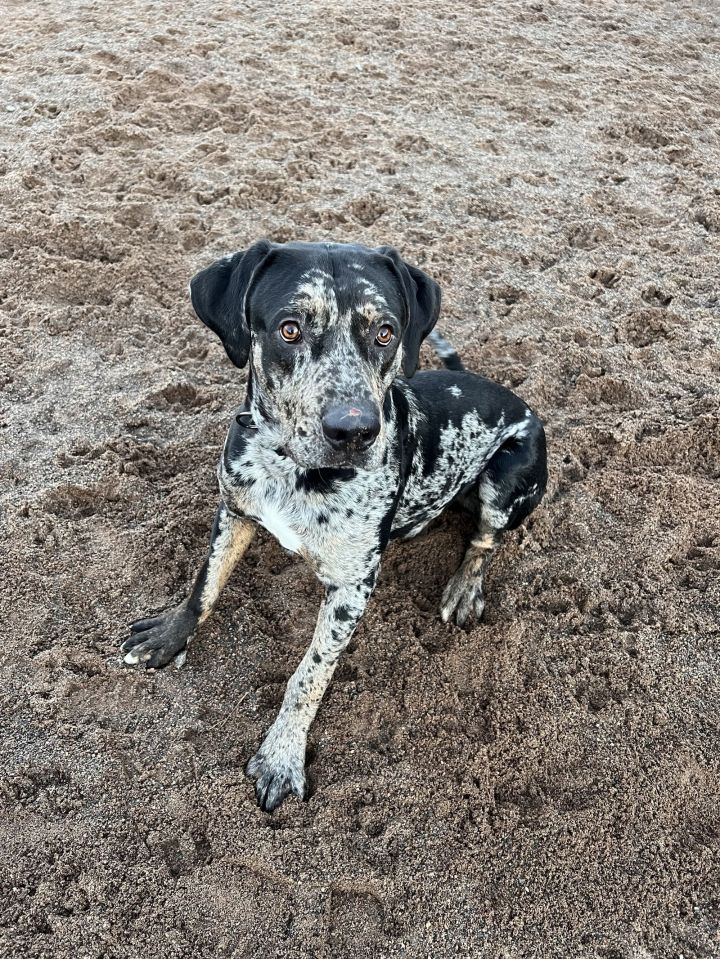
[121,240,548,812]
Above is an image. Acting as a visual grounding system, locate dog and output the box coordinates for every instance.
[121,240,548,812]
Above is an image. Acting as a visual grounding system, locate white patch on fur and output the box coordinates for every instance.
[473,532,496,551]
[504,482,540,514]
[477,499,509,530]
[254,500,303,554]
[515,410,533,438]
[447,385,462,397]
[292,270,338,330]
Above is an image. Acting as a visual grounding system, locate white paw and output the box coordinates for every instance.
[246,724,306,812]
[440,569,485,626]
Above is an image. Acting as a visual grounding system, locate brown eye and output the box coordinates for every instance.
[375,324,394,347]
[280,320,302,343]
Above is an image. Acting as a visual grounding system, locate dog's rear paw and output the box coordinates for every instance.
[246,733,306,812]
[120,605,197,668]
[440,569,485,626]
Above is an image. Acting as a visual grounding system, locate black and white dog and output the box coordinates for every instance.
[121,241,547,811]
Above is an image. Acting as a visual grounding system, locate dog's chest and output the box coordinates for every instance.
[252,496,304,554]
[221,471,308,556]
[220,456,394,580]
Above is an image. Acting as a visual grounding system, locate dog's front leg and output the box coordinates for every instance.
[121,504,255,668]
[247,567,378,812]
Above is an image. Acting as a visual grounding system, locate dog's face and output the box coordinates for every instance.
[190,241,441,469]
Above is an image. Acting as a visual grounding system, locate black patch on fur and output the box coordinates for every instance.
[374,246,441,377]
[334,605,351,622]
[482,417,548,531]
[295,467,357,493]
[378,506,395,550]
[389,385,416,487]
[389,519,423,541]
[190,241,273,368]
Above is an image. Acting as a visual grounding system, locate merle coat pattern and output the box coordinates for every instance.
[121,241,548,812]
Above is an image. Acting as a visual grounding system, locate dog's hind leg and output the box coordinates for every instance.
[440,526,497,626]
[441,413,547,626]
[121,504,255,668]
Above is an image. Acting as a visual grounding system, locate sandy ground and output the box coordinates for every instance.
[1,0,719,956]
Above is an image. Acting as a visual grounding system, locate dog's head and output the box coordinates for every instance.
[190,240,441,470]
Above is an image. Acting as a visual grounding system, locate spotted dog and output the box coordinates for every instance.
[121,240,548,812]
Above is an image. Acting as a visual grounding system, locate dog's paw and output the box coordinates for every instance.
[440,568,485,626]
[120,605,197,669]
[246,727,306,812]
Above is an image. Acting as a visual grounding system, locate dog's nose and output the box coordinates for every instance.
[322,402,381,450]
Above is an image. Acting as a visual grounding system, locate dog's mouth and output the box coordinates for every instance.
[280,438,378,472]
[283,450,366,471]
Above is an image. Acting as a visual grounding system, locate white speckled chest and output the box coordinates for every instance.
[219,437,398,583]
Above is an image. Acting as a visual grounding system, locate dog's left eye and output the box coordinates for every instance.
[279,320,302,343]
[375,324,395,347]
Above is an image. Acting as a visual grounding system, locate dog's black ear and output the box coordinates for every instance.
[375,246,441,377]
[190,240,274,368]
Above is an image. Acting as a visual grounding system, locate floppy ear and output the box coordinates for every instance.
[189,240,274,368]
[375,246,442,377]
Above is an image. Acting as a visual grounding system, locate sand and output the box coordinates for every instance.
[1,0,719,956]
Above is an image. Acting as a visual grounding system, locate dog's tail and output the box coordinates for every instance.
[427,330,465,371]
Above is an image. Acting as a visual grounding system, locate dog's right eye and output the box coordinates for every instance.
[279,320,302,343]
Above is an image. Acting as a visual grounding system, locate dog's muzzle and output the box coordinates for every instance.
[321,401,381,452]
